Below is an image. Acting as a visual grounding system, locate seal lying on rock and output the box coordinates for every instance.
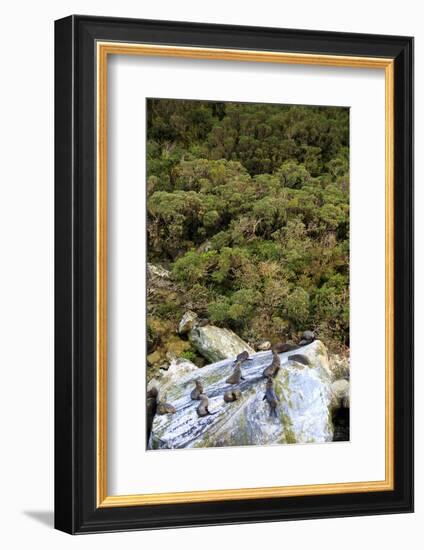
[263,351,281,379]
[272,342,298,353]
[196,394,217,417]
[263,378,280,418]
[288,354,311,367]
[226,361,245,384]
[223,389,242,403]
[190,379,204,400]
[156,398,177,415]
[299,330,315,346]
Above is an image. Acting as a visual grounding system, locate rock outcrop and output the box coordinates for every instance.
[147,263,177,314]
[160,357,199,381]
[149,340,334,449]
[178,311,198,335]
[257,340,272,351]
[331,378,350,408]
[328,353,350,381]
[188,325,255,363]
[147,263,171,282]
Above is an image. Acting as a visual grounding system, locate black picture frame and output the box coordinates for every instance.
[55,15,414,534]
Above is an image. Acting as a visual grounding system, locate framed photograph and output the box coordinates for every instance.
[54,15,414,534]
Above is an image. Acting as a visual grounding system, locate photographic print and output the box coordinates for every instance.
[146,98,350,450]
[55,17,413,532]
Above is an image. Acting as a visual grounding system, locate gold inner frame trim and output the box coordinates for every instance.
[96,42,395,508]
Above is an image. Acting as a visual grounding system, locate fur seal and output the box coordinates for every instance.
[225,361,245,385]
[272,342,299,353]
[262,351,281,378]
[223,389,242,403]
[190,379,204,400]
[299,330,315,346]
[146,387,158,440]
[263,378,280,417]
[147,386,158,399]
[156,395,176,415]
[234,350,252,364]
[288,354,311,366]
[196,393,216,417]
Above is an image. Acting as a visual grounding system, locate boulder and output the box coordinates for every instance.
[331,378,350,408]
[257,340,272,351]
[149,340,334,449]
[178,311,198,335]
[158,357,199,386]
[147,263,171,281]
[188,325,255,363]
[328,354,350,381]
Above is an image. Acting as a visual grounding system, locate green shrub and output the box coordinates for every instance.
[147,99,350,350]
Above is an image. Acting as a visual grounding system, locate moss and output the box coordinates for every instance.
[279,410,297,445]
[236,410,251,446]
[193,432,212,448]
[149,437,159,450]
[278,369,291,394]
[180,350,197,362]
[146,319,196,377]
[166,335,191,357]
[284,429,297,444]
[147,350,164,366]
[148,316,175,337]
[154,292,182,317]
[286,429,297,444]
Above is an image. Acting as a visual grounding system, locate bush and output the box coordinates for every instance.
[147,99,350,350]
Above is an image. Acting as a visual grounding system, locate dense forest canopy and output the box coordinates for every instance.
[147,99,349,367]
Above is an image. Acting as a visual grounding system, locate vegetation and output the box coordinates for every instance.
[147,99,349,364]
